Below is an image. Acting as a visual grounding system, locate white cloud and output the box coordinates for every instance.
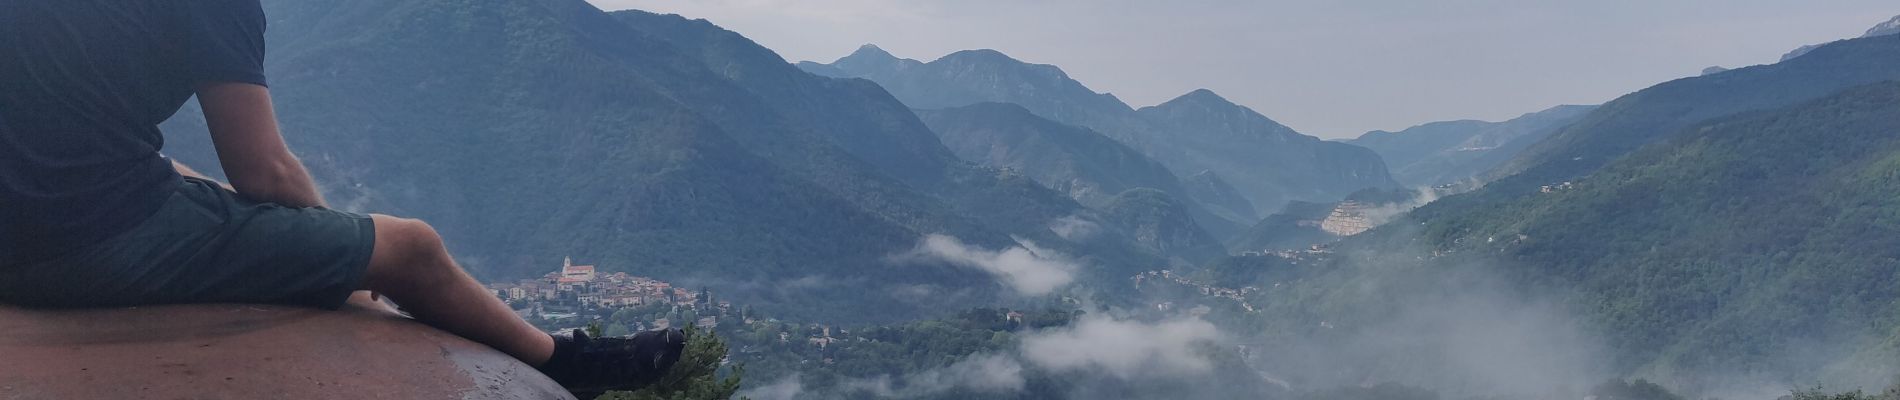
[754,316,1230,398]
[840,354,1026,397]
[1018,315,1223,379]
[912,354,1026,393]
[897,234,1078,295]
[1356,186,1446,231]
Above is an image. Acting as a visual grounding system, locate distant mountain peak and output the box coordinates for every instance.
[1181,88,1226,101]
[839,43,899,63]
[827,43,920,75]
[1158,88,1238,110]
[1867,15,1900,37]
[937,48,1022,65]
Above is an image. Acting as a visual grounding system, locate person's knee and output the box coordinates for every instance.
[367,215,454,292]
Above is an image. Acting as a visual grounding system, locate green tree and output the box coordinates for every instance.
[598,326,745,400]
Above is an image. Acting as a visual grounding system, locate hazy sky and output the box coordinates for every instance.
[588,0,1896,138]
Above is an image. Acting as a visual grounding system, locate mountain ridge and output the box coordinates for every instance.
[1782,14,1900,61]
[1487,33,1900,197]
[157,0,1160,321]
[1350,104,1596,186]
[800,46,1397,212]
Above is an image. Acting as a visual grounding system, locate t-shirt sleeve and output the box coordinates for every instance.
[181,0,268,87]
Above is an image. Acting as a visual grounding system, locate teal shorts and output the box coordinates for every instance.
[0,178,375,309]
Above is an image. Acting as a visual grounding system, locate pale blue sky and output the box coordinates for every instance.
[589,0,1896,138]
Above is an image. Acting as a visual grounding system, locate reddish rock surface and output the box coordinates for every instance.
[0,304,573,399]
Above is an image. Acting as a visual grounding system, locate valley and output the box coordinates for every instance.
[139,1,1900,399]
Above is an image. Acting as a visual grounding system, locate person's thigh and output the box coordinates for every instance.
[0,178,375,309]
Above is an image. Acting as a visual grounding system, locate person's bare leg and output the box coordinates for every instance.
[165,162,549,362]
[363,214,555,365]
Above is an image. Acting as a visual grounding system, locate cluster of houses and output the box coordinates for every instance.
[1132,269,1260,312]
[1237,244,1331,260]
[486,257,729,311]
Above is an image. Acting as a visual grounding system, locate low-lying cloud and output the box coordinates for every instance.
[896,234,1078,295]
[1019,315,1223,379]
[1358,186,1446,230]
[744,315,1228,399]
[839,354,1027,397]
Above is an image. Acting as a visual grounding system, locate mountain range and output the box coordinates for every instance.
[135,0,1900,395]
[799,46,1396,215]
[157,0,1168,321]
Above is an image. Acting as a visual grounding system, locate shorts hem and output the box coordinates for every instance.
[314,214,377,310]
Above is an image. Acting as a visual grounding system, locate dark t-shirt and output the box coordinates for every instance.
[1,0,268,264]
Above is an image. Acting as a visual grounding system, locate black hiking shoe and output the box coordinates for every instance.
[539,328,688,399]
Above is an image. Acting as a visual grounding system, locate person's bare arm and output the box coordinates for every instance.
[196,82,327,208]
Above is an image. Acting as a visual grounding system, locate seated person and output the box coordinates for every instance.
[0,1,680,397]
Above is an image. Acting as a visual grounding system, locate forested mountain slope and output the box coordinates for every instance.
[1492,34,1900,192]
[158,0,1158,321]
[1278,82,1900,391]
[914,103,1183,212]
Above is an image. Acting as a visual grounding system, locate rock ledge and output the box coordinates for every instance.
[0,304,572,399]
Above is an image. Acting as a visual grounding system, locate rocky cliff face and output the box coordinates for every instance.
[1317,201,1377,236]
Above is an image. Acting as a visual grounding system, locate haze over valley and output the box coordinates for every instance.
[148,2,1900,399]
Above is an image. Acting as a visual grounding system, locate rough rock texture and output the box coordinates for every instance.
[0,304,572,400]
[1318,201,1376,236]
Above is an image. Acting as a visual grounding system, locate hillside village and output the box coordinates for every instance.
[486,257,729,331]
